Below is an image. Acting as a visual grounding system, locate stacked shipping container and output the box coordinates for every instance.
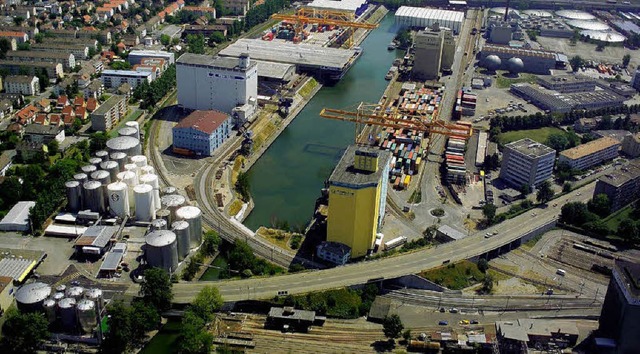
[445,121,472,185]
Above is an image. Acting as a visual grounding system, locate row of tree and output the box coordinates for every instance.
[133,64,177,109]
[243,0,290,30]
[182,230,222,280]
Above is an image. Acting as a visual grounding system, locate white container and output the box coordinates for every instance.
[134,184,155,222]
[139,174,160,210]
[107,181,129,218]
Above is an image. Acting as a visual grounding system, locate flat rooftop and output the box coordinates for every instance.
[328,145,392,189]
[219,39,358,70]
[176,52,256,71]
[598,160,640,188]
[615,259,640,299]
[505,138,555,158]
[255,60,294,80]
[559,136,620,160]
[268,307,316,322]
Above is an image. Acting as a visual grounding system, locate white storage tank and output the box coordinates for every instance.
[139,174,160,210]
[107,181,130,218]
[100,160,120,181]
[151,218,168,231]
[95,150,109,162]
[176,206,203,247]
[53,292,65,301]
[156,209,171,222]
[73,173,88,184]
[126,121,140,140]
[91,170,112,199]
[117,171,138,209]
[140,165,155,176]
[145,230,179,273]
[107,136,141,157]
[85,288,103,308]
[43,298,57,324]
[83,180,106,213]
[65,180,82,212]
[130,155,148,171]
[89,157,103,167]
[124,163,138,175]
[81,164,97,175]
[118,126,138,138]
[58,297,77,330]
[76,299,97,334]
[161,186,177,195]
[65,286,85,300]
[110,152,127,171]
[172,220,190,261]
[134,184,155,222]
[15,282,51,312]
[161,194,186,224]
[55,284,66,293]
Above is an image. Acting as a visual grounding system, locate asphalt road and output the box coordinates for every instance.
[171,182,595,303]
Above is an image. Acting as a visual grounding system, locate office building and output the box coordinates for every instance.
[172,110,232,156]
[598,260,640,354]
[128,50,175,65]
[537,75,597,93]
[177,53,258,122]
[4,75,39,95]
[593,160,640,211]
[101,69,153,89]
[622,133,640,157]
[327,146,392,258]
[316,241,351,265]
[499,138,556,188]
[412,24,454,80]
[91,95,127,132]
[558,137,620,171]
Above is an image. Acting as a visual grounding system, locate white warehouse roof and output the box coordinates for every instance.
[395,6,465,33]
[0,201,35,232]
[307,0,367,12]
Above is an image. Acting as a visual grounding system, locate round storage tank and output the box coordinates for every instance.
[131,155,148,169]
[91,170,111,199]
[85,288,103,308]
[81,164,97,175]
[156,209,171,222]
[107,181,130,218]
[161,195,186,224]
[140,165,155,176]
[65,180,82,212]
[95,150,109,162]
[43,299,57,324]
[74,173,88,184]
[139,174,160,210]
[100,160,120,182]
[15,282,51,312]
[172,220,190,261]
[53,292,65,301]
[507,57,524,74]
[483,55,502,72]
[581,30,626,43]
[124,163,138,175]
[126,121,140,140]
[58,297,77,330]
[56,284,66,293]
[176,206,202,248]
[106,136,141,157]
[555,10,596,21]
[65,286,84,300]
[83,180,106,213]
[89,157,102,167]
[117,171,138,209]
[118,126,138,138]
[76,299,97,334]
[134,184,155,222]
[145,230,179,273]
[151,218,168,231]
[161,186,177,196]
[110,152,127,171]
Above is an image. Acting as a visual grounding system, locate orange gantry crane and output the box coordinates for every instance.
[271,7,378,48]
[319,102,472,154]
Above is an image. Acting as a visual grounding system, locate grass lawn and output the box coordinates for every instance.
[419,260,486,290]
[603,205,633,231]
[109,109,143,138]
[495,72,537,89]
[498,127,566,145]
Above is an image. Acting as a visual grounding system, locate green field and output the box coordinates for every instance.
[419,260,486,290]
[495,72,537,89]
[498,127,566,145]
[603,205,633,231]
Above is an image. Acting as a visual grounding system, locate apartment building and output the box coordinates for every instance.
[4,75,39,96]
[5,51,75,70]
[90,95,127,132]
[100,69,153,89]
[558,137,620,171]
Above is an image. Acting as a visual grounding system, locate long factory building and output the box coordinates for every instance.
[219,38,361,82]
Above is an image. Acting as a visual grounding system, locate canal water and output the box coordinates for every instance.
[244,13,401,231]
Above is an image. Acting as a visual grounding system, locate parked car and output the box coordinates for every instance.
[439,320,448,326]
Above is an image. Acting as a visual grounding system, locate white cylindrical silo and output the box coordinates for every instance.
[156,209,170,222]
[83,180,105,213]
[95,150,109,162]
[145,230,178,273]
[130,155,148,172]
[161,186,176,196]
[139,174,160,210]
[58,297,77,330]
[53,292,65,301]
[89,157,102,167]
[140,165,155,176]
[107,181,129,218]
[107,136,141,157]
[172,220,190,261]
[161,194,186,224]
[100,160,120,182]
[118,126,138,138]
[134,184,155,222]
[74,173,88,184]
[85,288,103,308]
[151,218,167,231]
[117,171,138,210]
[65,180,82,212]
[110,152,127,171]
[81,164,97,175]
[76,299,97,334]
[91,170,111,187]
[124,163,138,175]
[126,121,140,140]
[176,206,202,247]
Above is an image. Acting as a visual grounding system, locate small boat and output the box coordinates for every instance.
[387,41,396,50]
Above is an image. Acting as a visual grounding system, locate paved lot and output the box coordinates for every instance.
[0,234,75,276]
[536,36,639,71]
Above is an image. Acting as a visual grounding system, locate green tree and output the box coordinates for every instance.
[402,329,412,343]
[482,204,497,224]
[481,274,494,294]
[477,258,489,273]
[110,61,132,70]
[209,32,226,44]
[130,300,161,341]
[562,182,572,193]
[34,33,44,43]
[588,193,611,218]
[190,286,224,323]
[37,68,49,92]
[536,180,554,204]
[13,16,24,26]
[236,171,250,201]
[382,314,404,340]
[160,34,171,46]
[186,34,206,54]
[519,183,531,197]
[623,53,631,68]
[47,139,59,156]
[0,309,49,354]
[227,240,255,272]
[618,219,640,244]
[89,131,109,152]
[140,268,174,311]
[560,202,593,226]
[0,38,12,59]
[484,153,500,170]
[545,133,569,151]
[178,310,214,354]
[201,230,221,256]
[569,55,585,72]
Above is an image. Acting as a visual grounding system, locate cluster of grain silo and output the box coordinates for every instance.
[15,282,104,335]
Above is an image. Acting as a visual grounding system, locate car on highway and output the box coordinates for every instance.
[449,308,459,313]
[438,320,448,326]
[459,319,470,325]
[485,233,492,238]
